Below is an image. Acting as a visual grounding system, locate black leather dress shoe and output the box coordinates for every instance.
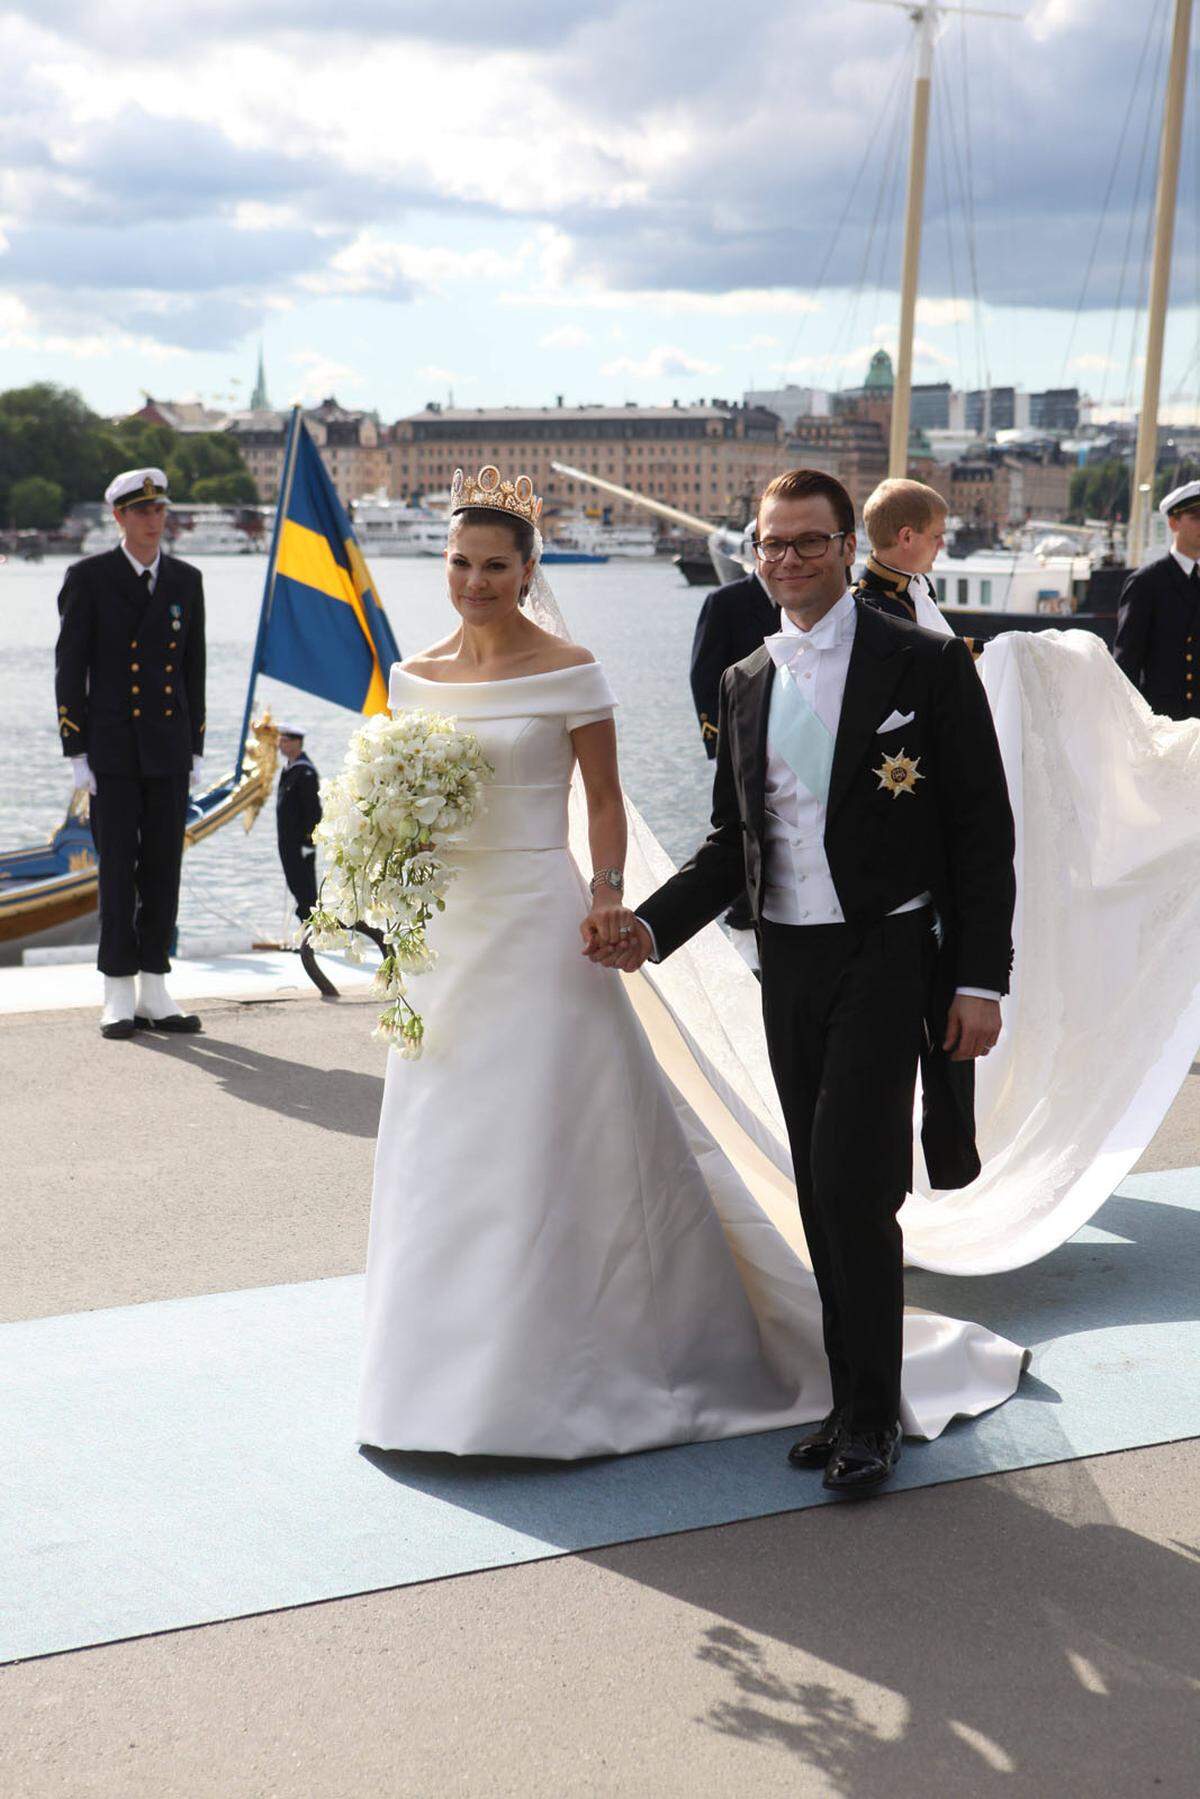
[822,1423,902,1496]
[787,1408,846,1468]
[134,1013,202,1034]
[100,1016,139,1040]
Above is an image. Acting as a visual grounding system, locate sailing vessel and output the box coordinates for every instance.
[560,1,1194,652]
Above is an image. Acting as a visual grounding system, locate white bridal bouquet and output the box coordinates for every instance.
[304,708,492,1056]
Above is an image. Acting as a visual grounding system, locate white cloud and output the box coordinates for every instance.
[512,282,821,318]
[417,364,474,387]
[1070,352,1118,372]
[539,324,592,350]
[289,348,364,402]
[307,232,528,299]
[600,345,719,380]
[735,332,781,351]
[915,297,972,328]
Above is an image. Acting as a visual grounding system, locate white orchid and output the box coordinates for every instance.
[302,707,492,1057]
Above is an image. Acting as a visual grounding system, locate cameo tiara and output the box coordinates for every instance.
[450,465,543,526]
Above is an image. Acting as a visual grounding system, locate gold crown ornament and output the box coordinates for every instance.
[450,465,543,527]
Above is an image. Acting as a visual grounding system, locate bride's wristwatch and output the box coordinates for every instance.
[590,868,625,895]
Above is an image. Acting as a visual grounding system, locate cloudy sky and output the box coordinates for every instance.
[4,0,1200,423]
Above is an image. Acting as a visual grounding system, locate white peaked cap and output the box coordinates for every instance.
[277,723,306,737]
[105,467,169,507]
[1159,479,1200,517]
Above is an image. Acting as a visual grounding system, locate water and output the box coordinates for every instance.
[0,554,715,945]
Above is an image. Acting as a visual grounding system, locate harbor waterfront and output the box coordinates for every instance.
[0,554,713,949]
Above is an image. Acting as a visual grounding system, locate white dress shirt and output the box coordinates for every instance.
[1170,546,1197,578]
[121,542,161,591]
[762,592,931,927]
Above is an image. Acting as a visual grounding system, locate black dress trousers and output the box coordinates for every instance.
[90,771,191,976]
[280,844,318,923]
[759,907,936,1434]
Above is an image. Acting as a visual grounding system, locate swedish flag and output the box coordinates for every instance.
[257,414,401,715]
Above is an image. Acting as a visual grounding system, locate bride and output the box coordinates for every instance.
[356,466,1025,1463]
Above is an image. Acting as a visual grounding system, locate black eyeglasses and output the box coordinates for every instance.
[752,531,847,563]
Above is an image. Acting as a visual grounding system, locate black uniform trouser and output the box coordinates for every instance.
[759,908,935,1434]
[280,842,318,923]
[90,771,190,977]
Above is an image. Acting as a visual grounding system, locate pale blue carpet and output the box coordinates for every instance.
[2,1168,1198,1665]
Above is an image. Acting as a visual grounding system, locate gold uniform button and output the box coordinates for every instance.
[164,684,173,695]
[131,662,140,672]
[131,685,140,694]
[165,708,174,717]
[169,640,178,649]
[165,664,174,673]
[132,708,141,718]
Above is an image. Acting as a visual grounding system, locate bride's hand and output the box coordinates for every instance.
[580,891,640,965]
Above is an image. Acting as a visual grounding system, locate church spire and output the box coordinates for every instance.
[250,342,270,411]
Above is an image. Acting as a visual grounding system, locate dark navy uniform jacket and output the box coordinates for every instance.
[689,573,780,759]
[55,547,206,777]
[1114,553,1200,720]
[276,752,322,857]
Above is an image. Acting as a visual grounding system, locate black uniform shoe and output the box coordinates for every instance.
[787,1408,846,1468]
[134,1013,202,1033]
[822,1423,902,1496]
[100,1016,140,1040]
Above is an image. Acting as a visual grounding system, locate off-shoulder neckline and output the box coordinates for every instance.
[394,661,599,688]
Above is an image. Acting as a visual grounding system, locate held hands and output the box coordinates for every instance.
[579,888,653,974]
[943,994,1002,1062]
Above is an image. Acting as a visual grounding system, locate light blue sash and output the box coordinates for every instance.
[768,667,835,804]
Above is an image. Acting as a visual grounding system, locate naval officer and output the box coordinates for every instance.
[54,468,206,1038]
[854,478,955,638]
[1114,479,1200,720]
[275,725,322,923]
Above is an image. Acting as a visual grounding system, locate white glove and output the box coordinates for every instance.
[190,755,204,791]
[300,845,316,859]
[71,755,97,796]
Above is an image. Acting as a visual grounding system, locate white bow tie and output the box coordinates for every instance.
[765,623,838,671]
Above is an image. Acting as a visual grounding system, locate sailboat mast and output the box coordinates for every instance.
[889,3,938,478]
[1127,0,1194,568]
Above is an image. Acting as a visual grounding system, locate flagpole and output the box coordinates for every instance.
[234,403,303,779]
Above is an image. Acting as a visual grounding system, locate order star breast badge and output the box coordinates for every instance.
[874,749,923,799]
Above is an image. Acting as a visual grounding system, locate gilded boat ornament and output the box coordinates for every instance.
[874,749,923,799]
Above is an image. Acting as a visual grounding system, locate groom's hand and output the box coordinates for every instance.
[943,994,1002,1061]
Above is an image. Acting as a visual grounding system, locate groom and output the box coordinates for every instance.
[592,468,1015,1495]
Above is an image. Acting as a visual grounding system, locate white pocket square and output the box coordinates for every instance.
[877,708,915,733]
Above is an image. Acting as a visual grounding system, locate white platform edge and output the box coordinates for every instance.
[0,949,376,1016]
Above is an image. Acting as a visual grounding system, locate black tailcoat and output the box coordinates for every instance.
[689,573,780,758]
[54,547,206,775]
[640,599,1016,1189]
[1113,554,1200,720]
[277,752,323,920]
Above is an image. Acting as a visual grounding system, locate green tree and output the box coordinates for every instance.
[8,474,65,529]
[190,470,259,505]
[1068,460,1130,523]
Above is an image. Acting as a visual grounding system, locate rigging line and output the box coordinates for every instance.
[1100,0,1169,409]
[821,41,913,388]
[870,98,911,348]
[933,56,967,395]
[1169,36,1200,407]
[1059,0,1165,384]
[1122,27,1169,422]
[954,1,990,397]
[939,25,986,396]
[775,45,911,376]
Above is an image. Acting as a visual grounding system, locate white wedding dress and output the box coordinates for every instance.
[357,659,1026,1460]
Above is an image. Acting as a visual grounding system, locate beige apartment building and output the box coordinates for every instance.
[387,403,790,524]
[225,398,388,507]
